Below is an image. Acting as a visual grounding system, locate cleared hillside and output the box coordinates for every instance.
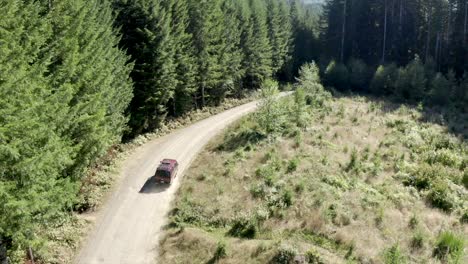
[159,68,467,263]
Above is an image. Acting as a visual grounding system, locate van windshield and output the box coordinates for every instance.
[156,169,170,178]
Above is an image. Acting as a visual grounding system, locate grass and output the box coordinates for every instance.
[159,94,467,263]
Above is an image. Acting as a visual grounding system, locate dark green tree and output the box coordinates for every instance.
[242,0,273,88]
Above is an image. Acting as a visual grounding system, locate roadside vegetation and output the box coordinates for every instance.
[159,63,467,263]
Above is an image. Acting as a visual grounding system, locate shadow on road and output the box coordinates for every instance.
[139,176,169,194]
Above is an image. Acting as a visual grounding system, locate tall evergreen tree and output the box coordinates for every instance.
[187,0,226,106]
[266,0,293,76]
[243,0,273,88]
[114,0,176,135]
[165,0,197,116]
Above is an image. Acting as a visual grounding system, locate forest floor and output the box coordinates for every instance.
[159,95,467,264]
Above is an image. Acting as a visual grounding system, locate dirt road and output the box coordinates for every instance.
[75,97,279,264]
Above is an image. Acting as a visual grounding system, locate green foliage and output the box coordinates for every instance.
[395,57,427,101]
[228,215,257,239]
[427,180,454,212]
[287,158,300,173]
[291,87,310,128]
[271,244,297,264]
[242,0,273,87]
[256,80,284,135]
[429,73,452,106]
[370,64,398,95]
[266,0,293,75]
[463,170,468,189]
[296,62,330,107]
[383,244,407,264]
[433,231,465,263]
[213,240,227,260]
[410,232,425,250]
[305,249,324,264]
[0,0,133,259]
[324,60,349,91]
[348,58,371,91]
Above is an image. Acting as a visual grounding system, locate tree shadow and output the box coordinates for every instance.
[216,128,266,152]
[139,176,170,194]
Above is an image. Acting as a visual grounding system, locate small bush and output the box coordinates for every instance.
[345,148,360,172]
[370,64,398,95]
[324,60,349,91]
[408,215,419,229]
[287,158,299,173]
[294,181,305,193]
[213,241,227,260]
[402,164,440,190]
[228,216,257,239]
[383,244,407,264]
[427,181,454,212]
[348,58,371,91]
[433,231,465,262]
[282,189,293,207]
[460,211,468,224]
[305,249,324,264]
[410,232,425,250]
[395,57,427,101]
[271,244,297,264]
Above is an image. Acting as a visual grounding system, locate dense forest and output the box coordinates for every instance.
[320,0,468,106]
[0,0,466,262]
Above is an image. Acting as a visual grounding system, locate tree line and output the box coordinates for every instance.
[319,0,468,107]
[0,0,316,261]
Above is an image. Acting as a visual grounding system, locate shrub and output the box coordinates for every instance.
[297,62,330,107]
[395,56,427,101]
[257,79,284,135]
[429,73,452,106]
[402,164,440,190]
[271,244,297,264]
[370,63,398,95]
[460,211,468,224]
[410,232,425,250]
[281,189,293,207]
[213,240,227,260]
[305,249,324,264]
[433,231,465,262]
[424,149,461,168]
[345,148,360,172]
[348,58,371,91]
[228,216,257,239]
[324,60,349,91]
[427,180,454,212]
[287,158,299,173]
[408,215,419,229]
[383,244,407,264]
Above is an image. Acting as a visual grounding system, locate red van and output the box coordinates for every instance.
[154,159,179,184]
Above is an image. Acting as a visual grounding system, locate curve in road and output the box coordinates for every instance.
[75,98,269,264]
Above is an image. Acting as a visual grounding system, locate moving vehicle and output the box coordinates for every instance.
[154,159,179,184]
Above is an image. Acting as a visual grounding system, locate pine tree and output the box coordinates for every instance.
[46,0,134,177]
[164,0,197,116]
[0,0,74,259]
[243,0,273,88]
[266,0,293,76]
[114,0,176,135]
[188,0,226,106]
[218,0,245,100]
